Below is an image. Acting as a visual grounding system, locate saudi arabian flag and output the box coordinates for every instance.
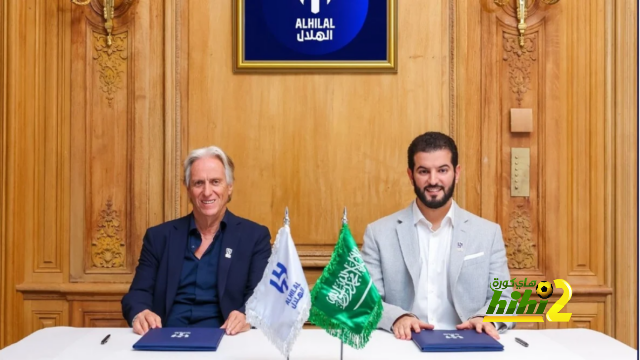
[309,222,382,349]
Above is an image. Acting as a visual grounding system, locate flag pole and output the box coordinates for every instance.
[285,206,290,360]
[341,206,347,360]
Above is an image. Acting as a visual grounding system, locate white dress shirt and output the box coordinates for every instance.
[410,200,461,329]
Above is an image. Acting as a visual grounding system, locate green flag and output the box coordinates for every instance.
[309,223,382,349]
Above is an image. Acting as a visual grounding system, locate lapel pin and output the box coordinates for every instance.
[457,242,464,251]
[225,248,233,258]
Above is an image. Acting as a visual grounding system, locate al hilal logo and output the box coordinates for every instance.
[268,262,305,310]
[300,0,331,14]
[269,262,289,294]
[297,0,335,43]
[262,0,368,55]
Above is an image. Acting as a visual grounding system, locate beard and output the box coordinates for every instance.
[413,177,456,210]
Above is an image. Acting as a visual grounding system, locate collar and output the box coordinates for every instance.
[189,210,229,234]
[412,199,456,228]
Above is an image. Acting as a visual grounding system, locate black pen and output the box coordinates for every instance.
[515,337,528,347]
[101,334,111,345]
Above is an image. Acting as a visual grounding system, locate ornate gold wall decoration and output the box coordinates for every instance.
[494,0,559,48]
[506,204,536,269]
[503,33,537,106]
[72,0,136,47]
[92,32,128,106]
[91,198,125,268]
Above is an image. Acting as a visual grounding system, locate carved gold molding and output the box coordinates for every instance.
[92,32,128,106]
[91,198,125,269]
[503,33,537,106]
[506,204,536,269]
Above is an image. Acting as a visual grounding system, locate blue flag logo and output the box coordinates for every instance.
[270,262,289,293]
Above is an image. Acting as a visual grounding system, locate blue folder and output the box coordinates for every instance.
[132,328,225,351]
[411,330,504,352]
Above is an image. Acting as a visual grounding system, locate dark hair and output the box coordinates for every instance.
[407,132,458,170]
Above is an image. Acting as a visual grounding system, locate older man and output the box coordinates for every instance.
[122,146,271,336]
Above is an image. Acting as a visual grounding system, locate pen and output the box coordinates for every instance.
[515,337,528,347]
[101,334,111,345]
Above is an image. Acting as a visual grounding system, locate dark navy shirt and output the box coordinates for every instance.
[166,214,226,327]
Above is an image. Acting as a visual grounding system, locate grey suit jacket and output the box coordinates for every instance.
[361,202,514,332]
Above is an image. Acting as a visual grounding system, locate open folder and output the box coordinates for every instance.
[411,330,504,352]
[132,328,225,351]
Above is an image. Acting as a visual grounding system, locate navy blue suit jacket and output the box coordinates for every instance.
[121,211,271,326]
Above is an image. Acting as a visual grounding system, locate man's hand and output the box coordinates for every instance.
[456,317,499,340]
[132,309,162,335]
[221,310,251,335]
[392,314,434,340]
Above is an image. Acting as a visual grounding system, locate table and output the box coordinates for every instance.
[344,328,637,360]
[0,327,636,360]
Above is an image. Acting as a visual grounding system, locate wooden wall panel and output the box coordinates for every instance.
[23,300,69,338]
[69,0,132,279]
[460,0,628,344]
[514,290,607,331]
[181,0,453,253]
[33,0,66,275]
[71,301,127,328]
[541,1,567,286]
[2,0,69,347]
[164,0,180,222]
[69,0,165,282]
[563,303,605,332]
[476,2,546,279]
[0,0,6,350]
[613,0,638,348]
[2,0,165,347]
[565,1,606,284]
[454,0,482,215]
[8,0,69,289]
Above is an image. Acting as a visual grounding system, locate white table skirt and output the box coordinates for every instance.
[0,327,636,360]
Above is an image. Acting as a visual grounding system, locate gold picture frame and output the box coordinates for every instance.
[233,0,397,73]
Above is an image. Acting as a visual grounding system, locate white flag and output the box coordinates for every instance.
[245,225,311,357]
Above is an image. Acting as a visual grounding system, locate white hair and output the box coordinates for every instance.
[183,146,235,187]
